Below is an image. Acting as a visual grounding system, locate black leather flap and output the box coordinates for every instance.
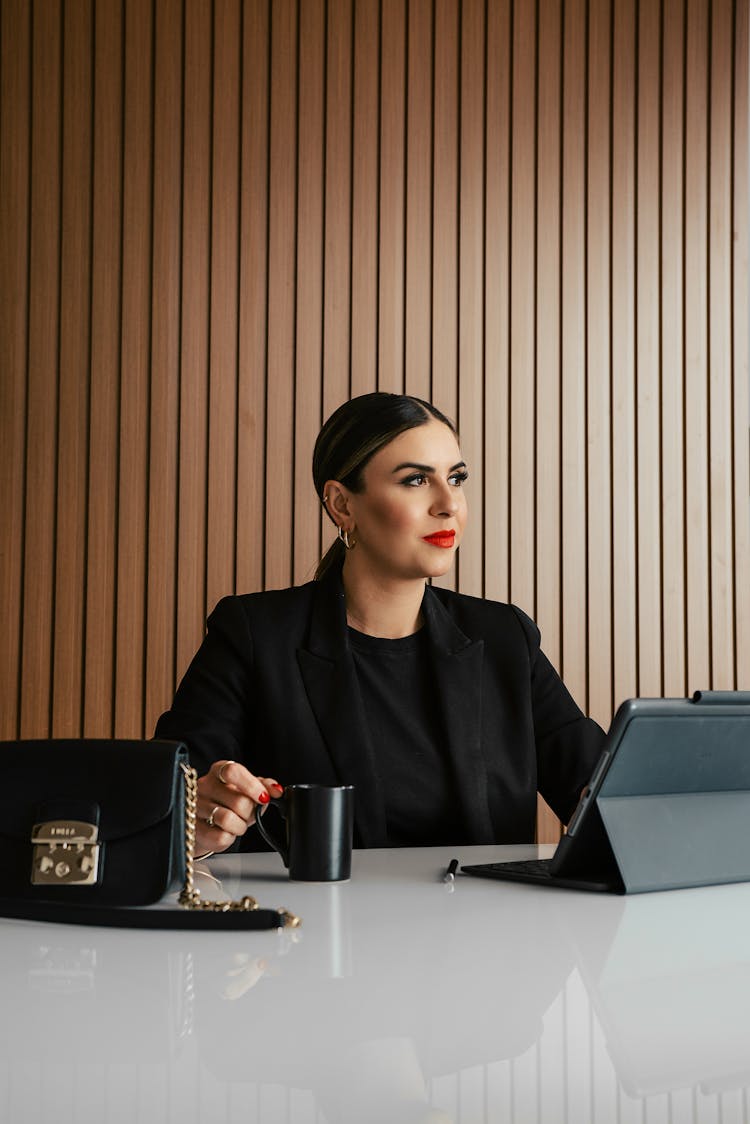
[0,739,187,844]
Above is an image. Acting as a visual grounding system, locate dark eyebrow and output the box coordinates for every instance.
[391,461,467,475]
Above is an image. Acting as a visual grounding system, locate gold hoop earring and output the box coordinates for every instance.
[337,525,355,550]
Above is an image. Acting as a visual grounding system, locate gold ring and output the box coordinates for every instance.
[206,806,220,828]
[218,761,235,785]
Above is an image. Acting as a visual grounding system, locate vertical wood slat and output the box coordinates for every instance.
[430,0,460,596]
[21,2,62,738]
[350,0,380,400]
[236,0,270,598]
[483,0,511,608]
[734,0,750,689]
[146,0,182,728]
[683,0,715,692]
[0,0,748,848]
[404,0,433,402]
[176,0,211,684]
[85,0,123,737]
[684,0,711,693]
[509,0,536,616]
[115,0,152,737]
[54,0,93,737]
[535,0,562,669]
[709,0,736,687]
[535,0,563,842]
[660,0,687,698]
[207,0,241,615]
[431,0,459,428]
[264,0,298,592]
[323,0,355,561]
[561,0,587,707]
[378,0,406,393]
[322,0,353,424]
[586,0,613,728]
[294,0,325,586]
[553,0,586,843]
[0,0,30,739]
[610,0,638,706]
[636,0,662,698]
[457,0,485,599]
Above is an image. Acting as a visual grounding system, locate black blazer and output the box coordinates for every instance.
[155,568,605,848]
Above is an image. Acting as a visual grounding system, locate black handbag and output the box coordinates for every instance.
[0,738,300,930]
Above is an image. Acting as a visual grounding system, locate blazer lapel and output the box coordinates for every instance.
[422,586,494,843]
[296,571,388,847]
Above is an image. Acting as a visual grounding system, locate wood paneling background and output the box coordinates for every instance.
[1,0,748,842]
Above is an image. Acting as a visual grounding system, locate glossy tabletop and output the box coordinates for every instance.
[2,844,750,1123]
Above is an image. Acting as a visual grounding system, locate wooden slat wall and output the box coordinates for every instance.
[1,0,748,844]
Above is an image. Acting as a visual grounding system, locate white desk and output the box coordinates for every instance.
[2,844,750,1123]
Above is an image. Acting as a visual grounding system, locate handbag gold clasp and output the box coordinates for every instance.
[31,820,100,886]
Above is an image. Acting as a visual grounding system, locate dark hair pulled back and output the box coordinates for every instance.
[312,392,457,580]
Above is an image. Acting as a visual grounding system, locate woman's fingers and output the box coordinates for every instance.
[203,761,265,812]
[193,763,284,854]
[258,777,285,799]
[211,759,257,796]
[210,760,282,806]
[193,818,235,855]
[199,802,250,838]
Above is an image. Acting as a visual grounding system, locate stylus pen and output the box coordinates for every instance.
[443,858,459,883]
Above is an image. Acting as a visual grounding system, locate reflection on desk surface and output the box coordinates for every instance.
[552,881,750,1097]
[1,845,750,1124]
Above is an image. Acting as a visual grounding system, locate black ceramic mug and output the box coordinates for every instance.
[255,785,355,882]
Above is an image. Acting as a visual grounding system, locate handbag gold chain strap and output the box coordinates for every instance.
[179,763,300,928]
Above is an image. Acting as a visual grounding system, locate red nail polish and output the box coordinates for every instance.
[272,783,284,794]
[257,791,270,805]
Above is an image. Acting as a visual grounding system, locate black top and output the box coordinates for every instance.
[348,626,462,845]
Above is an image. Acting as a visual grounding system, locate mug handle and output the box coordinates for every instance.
[254,797,289,866]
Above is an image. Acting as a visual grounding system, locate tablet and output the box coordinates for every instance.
[462,691,750,894]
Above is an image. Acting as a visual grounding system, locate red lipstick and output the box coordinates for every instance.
[422,530,456,548]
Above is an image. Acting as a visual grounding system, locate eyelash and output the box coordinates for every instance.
[401,471,469,488]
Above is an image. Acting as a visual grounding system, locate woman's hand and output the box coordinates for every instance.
[195,759,283,855]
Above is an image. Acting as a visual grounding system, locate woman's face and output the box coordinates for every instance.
[341,419,468,583]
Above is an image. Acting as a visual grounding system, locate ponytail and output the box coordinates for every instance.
[314,537,346,581]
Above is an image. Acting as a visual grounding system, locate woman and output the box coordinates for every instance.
[155,392,605,855]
